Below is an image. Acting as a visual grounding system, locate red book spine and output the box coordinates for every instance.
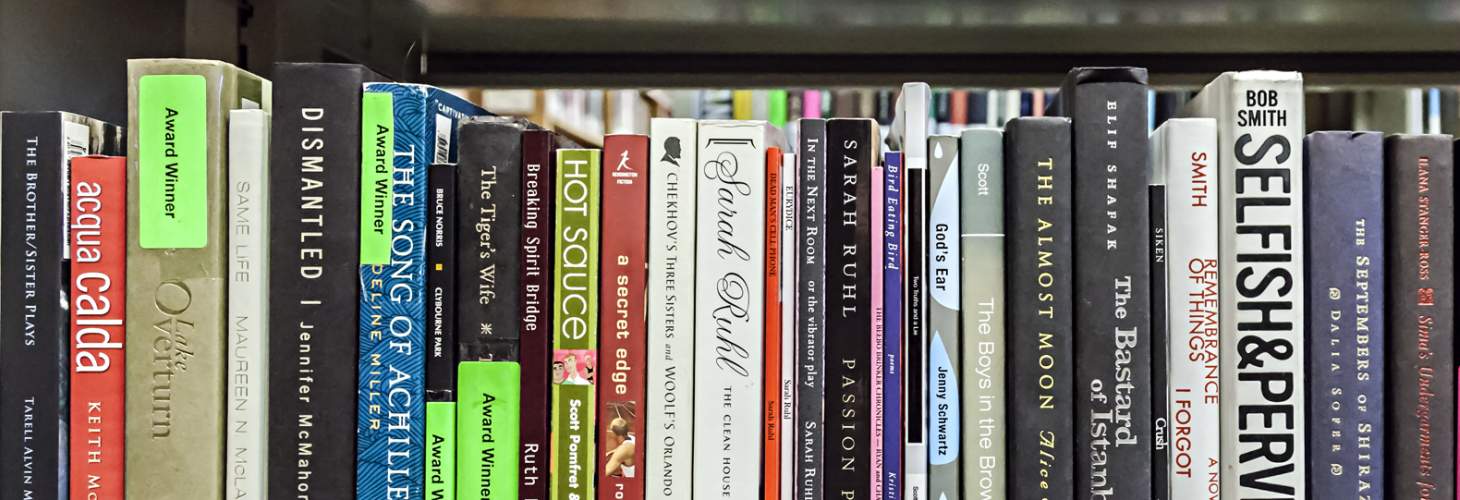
[950,91,969,126]
[598,134,650,500]
[763,147,783,500]
[69,155,127,499]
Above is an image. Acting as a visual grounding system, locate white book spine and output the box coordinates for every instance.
[897,82,931,500]
[780,151,798,500]
[1182,71,1305,499]
[692,120,768,499]
[646,117,698,500]
[226,108,269,500]
[1158,118,1222,498]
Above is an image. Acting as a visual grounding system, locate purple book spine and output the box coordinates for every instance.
[883,152,905,500]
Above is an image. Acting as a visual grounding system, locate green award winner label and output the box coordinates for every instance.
[427,401,458,500]
[551,149,600,500]
[457,361,521,500]
[138,74,208,248]
[359,91,394,264]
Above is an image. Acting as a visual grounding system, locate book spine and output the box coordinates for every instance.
[1196,74,1307,498]
[883,152,904,500]
[227,109,270,500]
[646,119,696,500]
[1385,135,1454,500]
[959,129,1004,499]
[795,118,827,500]
[1069,81,1152,500]
[458,123,524,363]
[1,113,67,500]
[825,119,875,500]
[266,64,372,500]
[426,163,458,500]
[871,162,886,500]
[456,361,522,500]
[520,130,556,500]
[1163,120,1221,499]
[780,150,799,500]
[1148,182,1169,500]
[69,155,127,500]
[598,135,649,500]
[1304,131,1383,499]
[765,147,785,500]
[356,86,428,498]
[126,62,254,500]
[1004,117,1074,500]
[552,148,601,500]
[691,121,767,500]
[356,84,485,498]
[926,134,961,500]
[897,84,931,500]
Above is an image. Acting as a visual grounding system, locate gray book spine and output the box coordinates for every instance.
[1054,68,1153,500]
[795,118,826,500]
[926,134,961,500]
[959,128,1004,499]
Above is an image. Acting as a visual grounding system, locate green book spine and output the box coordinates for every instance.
[768,89,789,126]
[551,149,601,500]
[456,361,521,500]
[428,402,458,500]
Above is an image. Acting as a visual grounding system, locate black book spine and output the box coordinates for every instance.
[1148,183,1169,500]
[0,112,66,500]
[1004,117,1074,500]
[824,118,874,499]
[903,134,928,494]
[519,129,556,499]
[266,63,380,500]
[427,164,457,397]
[456,122,524,362]
[1059,76,1153,500]
[796,118,827,500]
[1385,135,1456,500]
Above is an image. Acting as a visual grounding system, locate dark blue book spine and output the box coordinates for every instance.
[1304,131,1385,498]
[883,151,904,500]
[357,84,487,498]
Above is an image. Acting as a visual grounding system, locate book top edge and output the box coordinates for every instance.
[128,58,263,81]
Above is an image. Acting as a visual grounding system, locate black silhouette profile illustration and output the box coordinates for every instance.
[661,137,682,166]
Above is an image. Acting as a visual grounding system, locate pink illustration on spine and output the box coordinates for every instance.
[803,91,823,119]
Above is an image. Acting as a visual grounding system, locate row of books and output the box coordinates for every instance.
[670,87,1460,133]
[0,59,1455,500]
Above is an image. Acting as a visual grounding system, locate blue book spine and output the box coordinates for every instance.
[357,83,487,498]
[1304,131,1385,498]
[883,152,904,500]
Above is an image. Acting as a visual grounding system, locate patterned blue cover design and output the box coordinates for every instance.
[883,151,904,500]
[357,83,487,498]
[1303,131,1384,498]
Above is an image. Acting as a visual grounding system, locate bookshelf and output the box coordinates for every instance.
[414,0,1460,87]
[5,0,1460,125]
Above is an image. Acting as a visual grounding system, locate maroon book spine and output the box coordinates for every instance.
[520,130,558,500]
[597,134,650,500]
